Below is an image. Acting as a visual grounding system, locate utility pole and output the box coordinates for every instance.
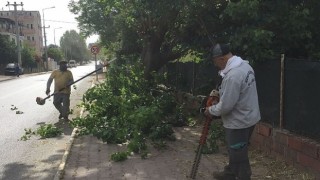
[42,24,50,71]
[42,6,55,71]
[6,2,23,66]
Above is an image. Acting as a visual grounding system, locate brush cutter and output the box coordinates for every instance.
[189,89,219,179]
[36,59,115,105]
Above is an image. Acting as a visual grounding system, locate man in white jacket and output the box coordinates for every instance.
[205,43,260,180]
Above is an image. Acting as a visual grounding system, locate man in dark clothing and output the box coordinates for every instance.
[15,63,20,77]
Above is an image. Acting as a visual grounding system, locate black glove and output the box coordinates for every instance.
[46,89,50,95]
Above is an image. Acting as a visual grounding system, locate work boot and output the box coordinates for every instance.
[213,171,236,180]
[213,165,236,180]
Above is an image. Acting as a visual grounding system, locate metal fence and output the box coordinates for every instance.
[165,56,320,141]
[282,57,320,140]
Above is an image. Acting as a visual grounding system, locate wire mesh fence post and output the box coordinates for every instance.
[280,54,285,129]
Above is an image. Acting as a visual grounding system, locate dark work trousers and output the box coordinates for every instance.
[53,93,70,118]
[225,125,255,180]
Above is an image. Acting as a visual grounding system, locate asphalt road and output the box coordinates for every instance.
[0,63,96,180]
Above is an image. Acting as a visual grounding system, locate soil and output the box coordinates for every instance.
[142,125,317,180]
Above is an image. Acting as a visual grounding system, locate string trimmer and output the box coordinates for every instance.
[189,89,219,179]
[36,59,115,105]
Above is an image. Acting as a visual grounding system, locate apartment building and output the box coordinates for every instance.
[0,17,19,42]
[0,10,43,56]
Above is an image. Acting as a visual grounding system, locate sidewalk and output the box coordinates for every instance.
[0,72,48,82]
[54,73,226,180]
[60,127,228,180]
[55,73,317,180]
[0,75,16,82]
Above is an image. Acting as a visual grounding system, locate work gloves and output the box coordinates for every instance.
[46,89,50,95]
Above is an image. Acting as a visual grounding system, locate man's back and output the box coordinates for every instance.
[220,62,261,129]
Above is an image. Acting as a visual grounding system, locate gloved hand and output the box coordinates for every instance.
[204,107,213,118]
[204,89,220,118]
[46,89,50,95]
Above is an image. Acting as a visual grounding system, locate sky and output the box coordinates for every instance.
[0,0,99,46]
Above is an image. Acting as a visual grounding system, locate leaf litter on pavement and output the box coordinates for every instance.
[10,104,24,114]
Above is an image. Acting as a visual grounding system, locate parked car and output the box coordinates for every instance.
[69,60,76,68]
[4,63,23,76]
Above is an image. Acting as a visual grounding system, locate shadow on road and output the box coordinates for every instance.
[54,120,73,136]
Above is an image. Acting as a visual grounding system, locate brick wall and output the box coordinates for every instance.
[177,92,320,177]
[251,122,320,177]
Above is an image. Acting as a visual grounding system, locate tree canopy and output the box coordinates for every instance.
[69,0,320,78]
[221,0,320,60]
[21,45,37,68]
[47,44,64,63]
[70,0,226,78]
[0,34,16,65]
[60,30,90,63]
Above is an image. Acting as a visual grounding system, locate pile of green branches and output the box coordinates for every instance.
[71,60,177,159]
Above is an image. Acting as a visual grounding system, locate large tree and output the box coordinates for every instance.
[69,0,226,78]
[69,0,320,79]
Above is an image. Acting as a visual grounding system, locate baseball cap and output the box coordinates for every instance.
[211,43,230,58]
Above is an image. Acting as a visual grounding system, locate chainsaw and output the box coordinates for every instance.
[189,89,219,179]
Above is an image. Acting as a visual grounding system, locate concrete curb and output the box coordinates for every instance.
[53,77,97,180]
[53,127,79,180]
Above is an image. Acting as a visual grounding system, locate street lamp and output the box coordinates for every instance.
[54,27,62,46]
[42,6,55,71]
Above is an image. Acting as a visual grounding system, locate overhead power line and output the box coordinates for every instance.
[45,19,77,24]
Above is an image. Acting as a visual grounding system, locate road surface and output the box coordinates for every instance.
[0,63,96,179]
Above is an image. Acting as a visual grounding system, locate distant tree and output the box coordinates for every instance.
[0,34,16,65]
[21,45,36,68]
[60,30,90,63]
[47,44,64,63]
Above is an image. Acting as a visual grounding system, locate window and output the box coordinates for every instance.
[27,24,29,28]
[32,36,35,41]
[31,24,33,29]
[27,36,30,40]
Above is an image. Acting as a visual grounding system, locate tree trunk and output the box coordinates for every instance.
[141,37,163,80]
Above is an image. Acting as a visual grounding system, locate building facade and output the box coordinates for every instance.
[0,17,19,43]
[0,10,43,56]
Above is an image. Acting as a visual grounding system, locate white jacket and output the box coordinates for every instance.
[209,56,261,129]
